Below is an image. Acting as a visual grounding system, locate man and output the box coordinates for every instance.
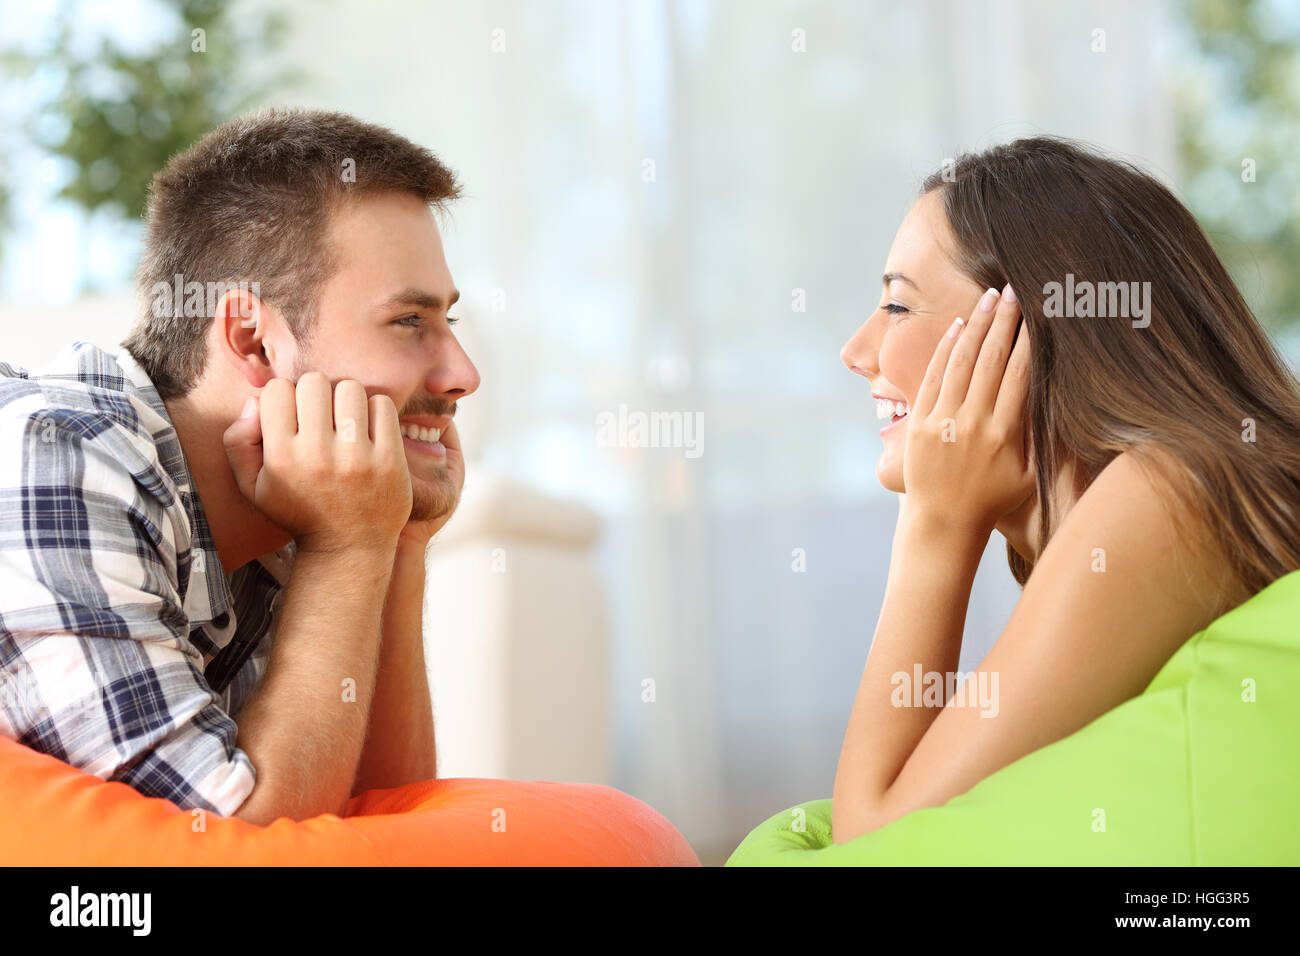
[0,108,479,826]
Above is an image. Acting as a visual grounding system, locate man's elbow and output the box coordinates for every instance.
[230,780,346,827]
[230,783,282,827]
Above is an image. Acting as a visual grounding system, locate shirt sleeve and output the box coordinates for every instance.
[0,406,256,817]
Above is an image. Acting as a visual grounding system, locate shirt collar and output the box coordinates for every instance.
[113,347,235,629]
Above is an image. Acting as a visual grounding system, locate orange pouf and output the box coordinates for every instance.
[0,735,699,866]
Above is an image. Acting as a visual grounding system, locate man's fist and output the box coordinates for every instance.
[222,373,413,554]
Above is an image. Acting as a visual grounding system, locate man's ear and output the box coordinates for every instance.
[212,288,290,387]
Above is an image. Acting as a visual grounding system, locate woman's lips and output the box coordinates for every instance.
[880,410,909,436]
[872,391,910,436]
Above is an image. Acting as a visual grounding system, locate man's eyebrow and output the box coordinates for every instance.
[882,272,920,292]
[376,287,461,312]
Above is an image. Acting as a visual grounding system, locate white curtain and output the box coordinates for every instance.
[270,0,1180,860]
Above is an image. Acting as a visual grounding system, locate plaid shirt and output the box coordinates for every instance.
[0,341,295,817]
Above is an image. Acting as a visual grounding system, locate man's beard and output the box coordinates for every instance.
[409,463,459,523]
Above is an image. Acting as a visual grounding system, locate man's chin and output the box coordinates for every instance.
[408,472,460,524]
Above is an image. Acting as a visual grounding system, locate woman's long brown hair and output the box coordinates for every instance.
[922,136,1300,601]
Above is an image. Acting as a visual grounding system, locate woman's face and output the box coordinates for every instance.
[840,190,988,492]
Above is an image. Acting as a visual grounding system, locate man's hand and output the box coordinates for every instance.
[222,373,413,555]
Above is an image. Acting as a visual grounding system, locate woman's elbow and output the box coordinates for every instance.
[830,801,886,844]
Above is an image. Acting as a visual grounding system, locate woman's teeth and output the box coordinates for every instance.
[401,424,443,443]
[875,398,910,421]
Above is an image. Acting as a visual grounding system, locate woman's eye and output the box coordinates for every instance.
[883,303,910,317]
[446,315,459,327]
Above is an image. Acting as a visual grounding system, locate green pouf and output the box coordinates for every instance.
[727,569,1300,866]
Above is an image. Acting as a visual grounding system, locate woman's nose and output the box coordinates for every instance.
[840,319,879,379]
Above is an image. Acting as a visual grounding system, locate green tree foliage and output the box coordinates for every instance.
[1,0,297,233]
[1176,0,1300,330]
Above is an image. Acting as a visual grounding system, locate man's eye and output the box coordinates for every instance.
[396,314,459,327]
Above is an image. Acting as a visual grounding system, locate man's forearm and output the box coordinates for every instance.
[351,538,436,796]
[233,546,395,824]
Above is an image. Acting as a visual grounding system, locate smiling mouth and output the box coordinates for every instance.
[875,397,910,426]
[398,419,449,462]
[400,423,443,444]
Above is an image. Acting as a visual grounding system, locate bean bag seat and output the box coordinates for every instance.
[0,737,699,866]
[728,568,1300,866]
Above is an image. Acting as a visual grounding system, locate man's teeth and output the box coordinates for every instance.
[401,424,443,443]
[875,398,910,420]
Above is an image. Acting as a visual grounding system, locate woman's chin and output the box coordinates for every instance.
[875,454,905,495]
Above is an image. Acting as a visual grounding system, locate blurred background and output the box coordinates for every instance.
[2,0,1298,864]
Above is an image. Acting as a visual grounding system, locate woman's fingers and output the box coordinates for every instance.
[936,286,1001,413]
[913,315,965,416]
[966,286,1021,411]
[993,316,1031,430]
[917,286,1023,421]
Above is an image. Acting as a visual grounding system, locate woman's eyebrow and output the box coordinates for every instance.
[882,272,921,292]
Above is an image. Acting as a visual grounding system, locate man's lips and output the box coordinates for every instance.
[399,416,451,457]
[399,414,452,430]
[403,434,447,459]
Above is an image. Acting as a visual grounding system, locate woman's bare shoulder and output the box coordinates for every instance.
[869,447,1241,824]
[1043,447,1244,635]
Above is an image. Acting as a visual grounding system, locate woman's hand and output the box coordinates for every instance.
[901,285,1034,538]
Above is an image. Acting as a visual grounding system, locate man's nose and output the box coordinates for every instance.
[434,332,480,399]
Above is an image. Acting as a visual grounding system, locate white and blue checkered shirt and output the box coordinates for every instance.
[0,341,294,817]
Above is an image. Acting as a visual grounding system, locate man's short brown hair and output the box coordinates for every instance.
[123,108,461,399]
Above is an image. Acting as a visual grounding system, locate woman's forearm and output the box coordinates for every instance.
[831,505,987,842]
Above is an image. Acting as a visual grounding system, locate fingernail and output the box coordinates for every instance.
[978,288,999,312]
[240,397,257,419]
[1003,283,1017,303]
[947,317,965,339]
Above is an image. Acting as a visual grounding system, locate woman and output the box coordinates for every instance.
[833,136,1300,844]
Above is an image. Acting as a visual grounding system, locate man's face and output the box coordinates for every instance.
[286,191,479,524]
